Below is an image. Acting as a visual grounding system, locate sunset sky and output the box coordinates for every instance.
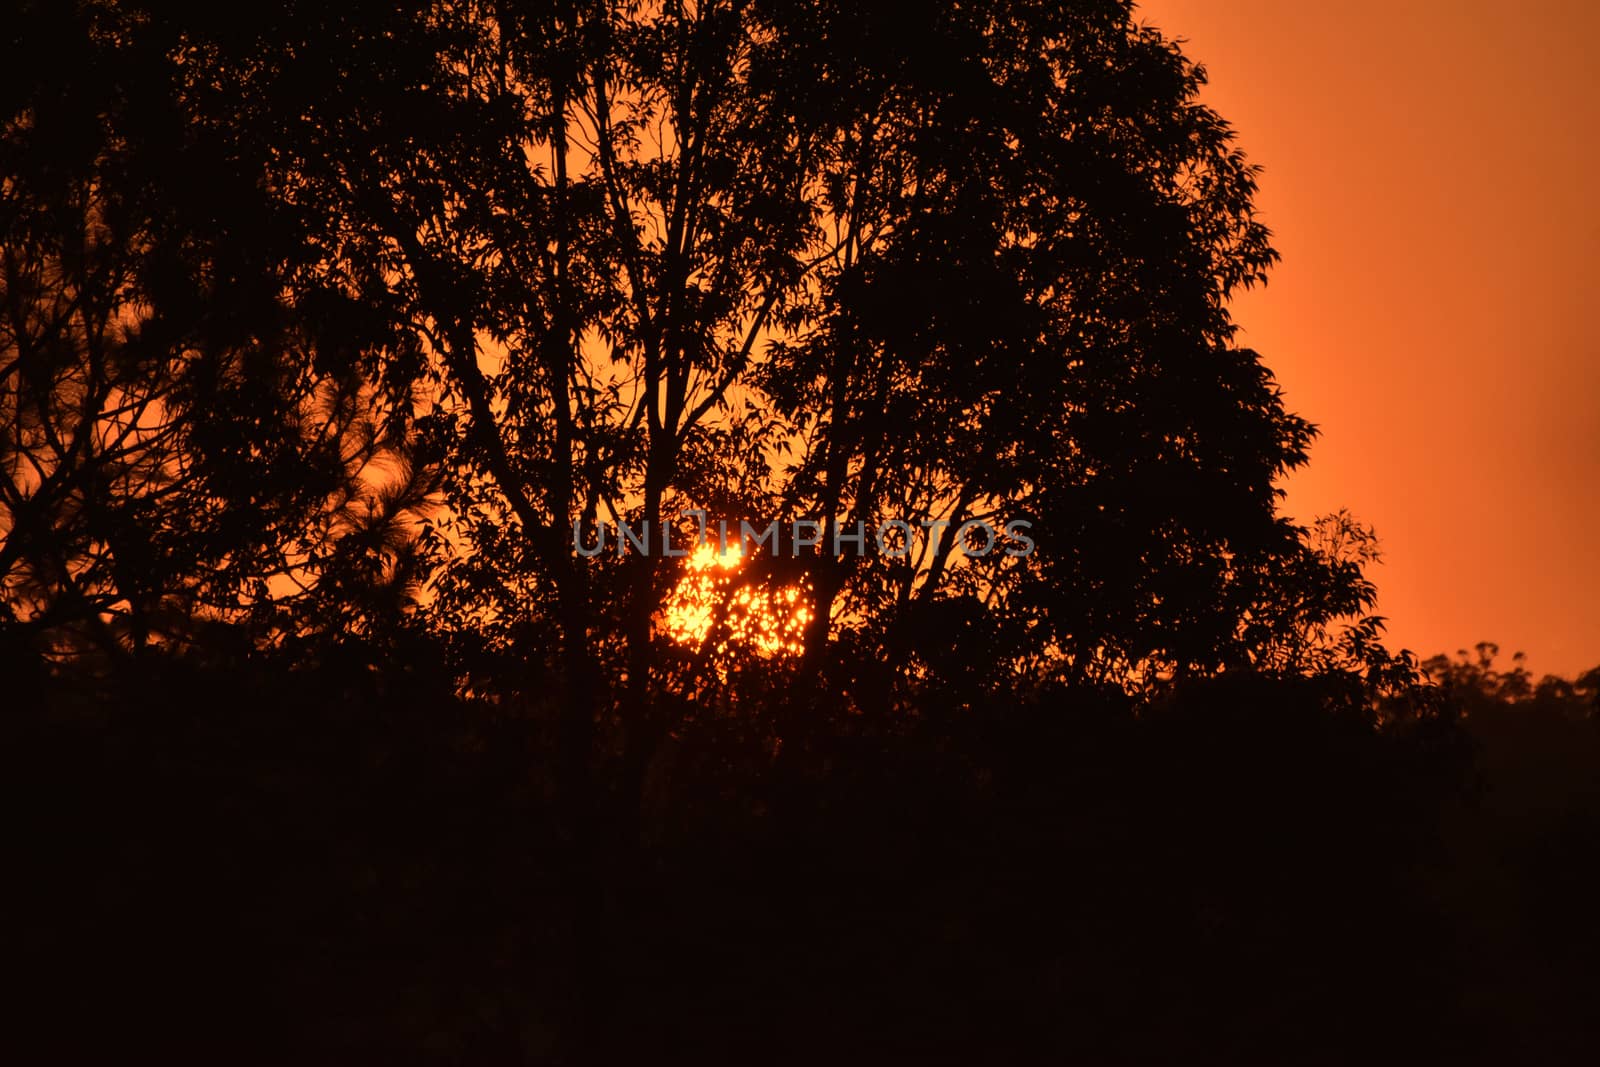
[1139,0,1600,676]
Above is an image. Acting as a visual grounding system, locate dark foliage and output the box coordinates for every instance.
[10,646,1600,1063]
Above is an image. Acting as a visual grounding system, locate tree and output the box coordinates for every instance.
[1,0,436,679]
[1424,642,1600,720]
[6,0,1411,794]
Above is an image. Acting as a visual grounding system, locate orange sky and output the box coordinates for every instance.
[1137,0,1600,677]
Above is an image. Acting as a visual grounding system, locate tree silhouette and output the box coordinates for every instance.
[1,5,433,680]
[13,0,1412,768]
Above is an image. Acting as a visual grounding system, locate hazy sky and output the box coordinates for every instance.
[1136,0,1600,676]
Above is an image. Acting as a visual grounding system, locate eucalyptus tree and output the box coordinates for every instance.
[5,0,1412,767]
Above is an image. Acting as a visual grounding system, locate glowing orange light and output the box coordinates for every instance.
[661,540,812,656]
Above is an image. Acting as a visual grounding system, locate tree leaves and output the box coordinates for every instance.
[3,0,1409,715]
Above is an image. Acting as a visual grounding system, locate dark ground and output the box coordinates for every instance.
[8,657,1599,1065]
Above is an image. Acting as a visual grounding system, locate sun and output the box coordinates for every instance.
[661,540,812,656]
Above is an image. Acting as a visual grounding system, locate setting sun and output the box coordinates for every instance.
[661,541,812,656]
